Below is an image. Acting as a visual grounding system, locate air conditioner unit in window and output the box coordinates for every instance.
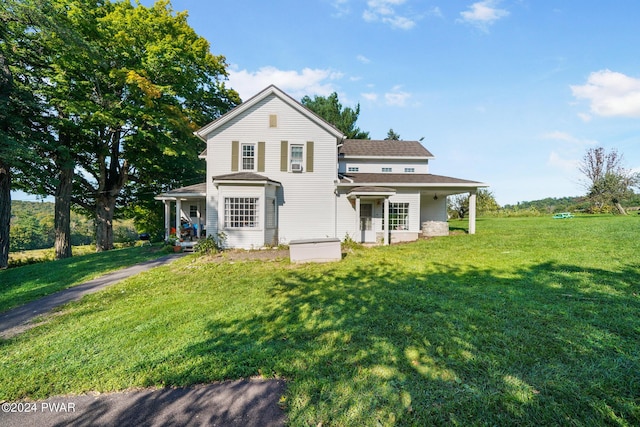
[291,163,303,172]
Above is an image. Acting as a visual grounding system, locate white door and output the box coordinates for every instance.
[360,203,375,243]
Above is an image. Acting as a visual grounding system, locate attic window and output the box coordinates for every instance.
[269,114,277,128]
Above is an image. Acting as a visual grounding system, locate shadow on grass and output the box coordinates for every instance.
[138,258,640,426]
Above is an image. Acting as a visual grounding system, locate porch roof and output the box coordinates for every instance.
[155,183,206,201]
[339,173,486,188]
[213,172,281,187]
[347,186,397,198]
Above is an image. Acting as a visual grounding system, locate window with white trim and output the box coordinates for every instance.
[404,167,415,173]
[382,167,392,172]
[348,166,359,172]
[224,197,259,228]
[387,202,409,230]
[290,144,303,171]
[241,143,255,171]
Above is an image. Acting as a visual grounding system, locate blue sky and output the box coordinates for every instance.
[15,0,640,205]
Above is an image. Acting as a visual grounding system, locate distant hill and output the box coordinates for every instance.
[503,194,640,214]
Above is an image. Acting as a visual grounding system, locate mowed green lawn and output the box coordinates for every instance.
[1,216,638,426]
[0,245,166,313]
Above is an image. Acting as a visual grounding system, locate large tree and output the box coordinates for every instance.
[0,0,57,267]
[301,92,369,139]
[21,0,238,252]
[578,147,639,214]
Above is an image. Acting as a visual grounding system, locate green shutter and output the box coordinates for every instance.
[280,141,288,172]
[231,141,239,172]
[258,141,265,172]
[306,141,314,172]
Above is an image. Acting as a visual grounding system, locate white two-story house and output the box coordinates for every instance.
[156,85,487,249]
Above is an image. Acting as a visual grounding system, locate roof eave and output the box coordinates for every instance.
[213,179,282,187]
[340,155,435,160]
[337,182,488,188]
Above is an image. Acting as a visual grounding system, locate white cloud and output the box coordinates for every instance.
[570,69,640,118]
[228,66,343,100]
[542,131,597,146]
[547,151,579,173]
[331,0,350,17]
[356,54,371,64]
[361,92,378,101]
[459,0,509,31]
[428,6,443,18]
[363,0,417,30]
[385,88,411,106]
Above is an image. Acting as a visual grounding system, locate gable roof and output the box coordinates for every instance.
[339,140,434,158]
[194,85,345,141]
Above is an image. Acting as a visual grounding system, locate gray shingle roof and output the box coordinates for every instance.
[213,172,281,185]
[340,173,484,186]
[156,183,206,199]
[339,140,434,157]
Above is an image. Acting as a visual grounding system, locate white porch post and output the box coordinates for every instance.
[175,199,182,238]
[355,197,361,242]
[469,191,477,235]
[383,197,389,245]
[164,201,171,241]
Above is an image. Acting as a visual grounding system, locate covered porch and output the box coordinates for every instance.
[154,183,207,243]
[339,173,487,245]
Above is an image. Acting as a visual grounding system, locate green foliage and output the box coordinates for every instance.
[341,233,362,251]
[448,189,501,219]
[9,201,148,251]
[301,92,369,139]
[4,0,240,253]
[579,147,640,214]
[385,128,401,140]
[193,235,219,255]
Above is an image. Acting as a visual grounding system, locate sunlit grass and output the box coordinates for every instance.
[0,216,638,425]
[0,244,165,313]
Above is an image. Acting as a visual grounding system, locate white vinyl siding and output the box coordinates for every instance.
[338,159,429,174]
[206,93,338,247]
[266,197,277,229]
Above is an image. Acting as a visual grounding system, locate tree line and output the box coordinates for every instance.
[1,0,240,268]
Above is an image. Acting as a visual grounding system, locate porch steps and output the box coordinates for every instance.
[180,241,196,253]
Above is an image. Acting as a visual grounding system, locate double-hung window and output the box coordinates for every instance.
[290,144,303,171]
[241,144,255,171]
[388,203,409,230]
[224,197,259,228]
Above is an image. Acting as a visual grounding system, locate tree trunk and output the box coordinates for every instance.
[0,160,10,269]
[614,202,627,215]
[95,194,116,252]
[54,166,73,259]
[0,53,12,269]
